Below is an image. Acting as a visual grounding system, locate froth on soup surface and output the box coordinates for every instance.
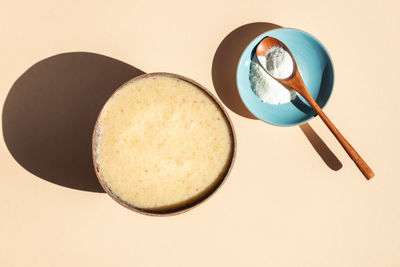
[95,75,233,211]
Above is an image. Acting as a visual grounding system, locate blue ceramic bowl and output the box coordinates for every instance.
[236,28,334,126]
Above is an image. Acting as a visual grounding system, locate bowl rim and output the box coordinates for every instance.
[92,72,237,216]
[236,27,335,127]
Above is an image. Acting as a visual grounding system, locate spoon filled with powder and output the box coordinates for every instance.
[249,45,296,105]
[256,37,374,180]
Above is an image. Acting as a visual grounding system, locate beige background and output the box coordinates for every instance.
[1,0,399,266]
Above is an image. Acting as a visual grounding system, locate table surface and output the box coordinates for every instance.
[1,0,399,266]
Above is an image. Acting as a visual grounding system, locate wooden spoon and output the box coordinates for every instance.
[256,37,374,180]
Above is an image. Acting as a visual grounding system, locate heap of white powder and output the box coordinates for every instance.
[250,46,297,105]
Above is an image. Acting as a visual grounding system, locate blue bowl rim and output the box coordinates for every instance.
[236,27,335,127]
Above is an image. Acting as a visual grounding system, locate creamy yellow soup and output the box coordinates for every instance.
[95,75,233,211]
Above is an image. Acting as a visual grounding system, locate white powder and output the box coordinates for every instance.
[265,46,294,78]
[249,46,296,105]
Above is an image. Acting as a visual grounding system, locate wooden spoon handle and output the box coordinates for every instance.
[303,93,375,180]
